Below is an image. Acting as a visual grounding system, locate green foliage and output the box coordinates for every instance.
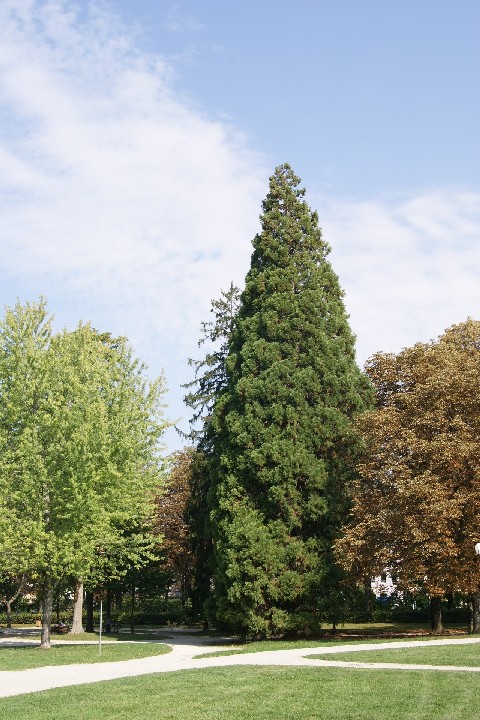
[183,286,241,620]
[183,283,240,444]
[208,164,372,636]
[0,299,170,633]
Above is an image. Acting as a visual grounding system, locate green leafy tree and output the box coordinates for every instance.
[0,300,169,647]
[207,164,372,636]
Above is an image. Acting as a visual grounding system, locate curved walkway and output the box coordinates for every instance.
[2,632,480,698]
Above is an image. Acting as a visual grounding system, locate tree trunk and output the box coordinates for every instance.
[85,591,94,633]
[130,584,135,634]
[364,576,372,617]
[4,575,27,628]
[106,587,112,619]
[471,592,480,634]
[70,579,84,634]
[430,596,443,635]
[5,599,13,629]
[40,586,53,649]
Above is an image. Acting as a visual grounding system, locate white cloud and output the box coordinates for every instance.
[0,0,266,445]
[319,189,480,365]
[0,3,264,335]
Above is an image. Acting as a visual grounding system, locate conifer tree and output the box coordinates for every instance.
[207,164,372,636]
[181,284,241,620]
[183,282,240,443]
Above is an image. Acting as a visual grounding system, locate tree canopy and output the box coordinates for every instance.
[336,319,480,605]
[206,164,372,636]
[0,299,169,646]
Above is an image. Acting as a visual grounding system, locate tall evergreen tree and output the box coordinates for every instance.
[207,164,372,636]
[183,282,240,444]
[181,283,241,620]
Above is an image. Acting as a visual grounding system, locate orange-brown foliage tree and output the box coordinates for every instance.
[154,448,195,601]
[336,319,480,632]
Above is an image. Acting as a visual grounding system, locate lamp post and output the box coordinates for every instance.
[473,544,480,634]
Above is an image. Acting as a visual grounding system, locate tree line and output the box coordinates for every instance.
[181,164,480,636]
[0,300,169,647]
[2,164,479,642]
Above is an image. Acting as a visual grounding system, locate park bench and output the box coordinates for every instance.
[103,619,121,633]
[52,623,70,634]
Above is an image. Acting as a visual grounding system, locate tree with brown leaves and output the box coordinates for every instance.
[155,449,196,602]
[336,319,480,633]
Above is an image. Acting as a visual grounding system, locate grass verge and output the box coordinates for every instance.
[0,642,170,671]
[2,665,480,720]
[46,631,172,643]
[307,642,480,666]
[196,635,443,658]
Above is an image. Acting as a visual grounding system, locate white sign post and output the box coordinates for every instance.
[99,600,103,656]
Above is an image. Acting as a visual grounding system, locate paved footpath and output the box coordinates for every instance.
[2,632,480,698]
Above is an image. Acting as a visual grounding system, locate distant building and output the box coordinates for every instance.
[371,572,397,600]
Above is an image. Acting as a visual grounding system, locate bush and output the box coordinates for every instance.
[0,610,41,625]
[115,599,190,627]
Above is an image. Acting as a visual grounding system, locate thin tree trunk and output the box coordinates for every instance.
[471,592,480,634]
[85,591,94,633]
[106,587,112,619]
[4,575,27,628]
[40,586,53,649]
[5,599,13,629]
[130,584,135,634]
[364,576,372,617]
[430,596,443,635]
[70,579,84,634]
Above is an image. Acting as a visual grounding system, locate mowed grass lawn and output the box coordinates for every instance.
[2,664,480,720]
[196,635,442,658]
[0,642,170,671]
[308,642,480,666]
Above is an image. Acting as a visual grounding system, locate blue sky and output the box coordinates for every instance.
[1,0,479,451]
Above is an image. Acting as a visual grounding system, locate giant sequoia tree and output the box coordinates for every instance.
[207,164,371,636]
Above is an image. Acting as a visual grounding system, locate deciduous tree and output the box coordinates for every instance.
[154,448,196,601]
[336,319,480,632]
[0,300,169,646]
